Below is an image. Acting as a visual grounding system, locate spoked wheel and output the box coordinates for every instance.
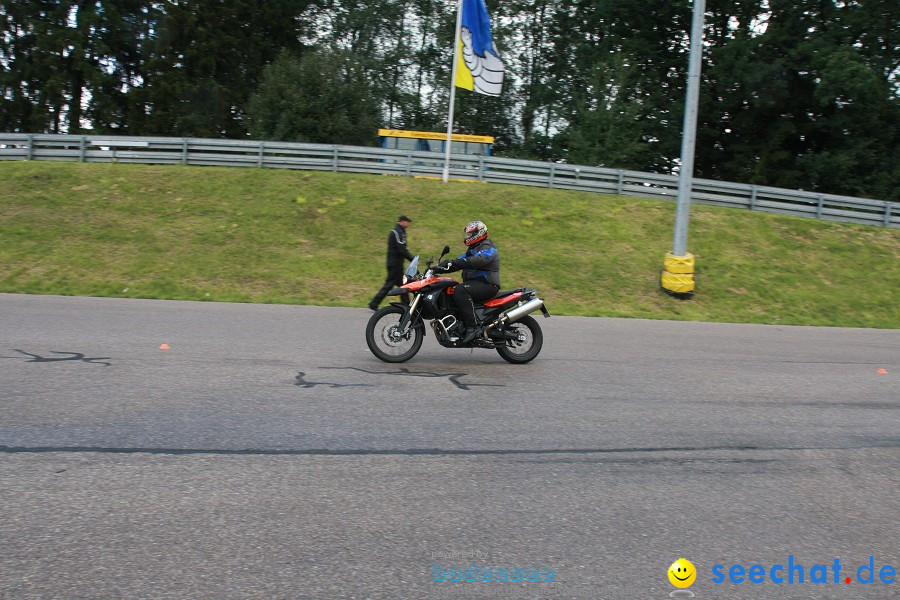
[366,305,424,363]
[495,315,543,364]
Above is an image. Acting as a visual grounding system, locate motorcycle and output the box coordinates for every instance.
[365,245,550,364]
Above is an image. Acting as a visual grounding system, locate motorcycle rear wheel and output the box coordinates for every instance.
[495,315,543,364]
[366,305,424,363]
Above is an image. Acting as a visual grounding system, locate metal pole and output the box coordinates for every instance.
[442,0,464,183]
[672,0,706,256]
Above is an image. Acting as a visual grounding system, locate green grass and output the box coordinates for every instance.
[2,161,898,328]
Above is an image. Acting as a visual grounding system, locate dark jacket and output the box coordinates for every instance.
[387,224,414,267]
[455,238,500,287]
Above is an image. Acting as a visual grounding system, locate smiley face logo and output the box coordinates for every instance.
[668,558,696,588]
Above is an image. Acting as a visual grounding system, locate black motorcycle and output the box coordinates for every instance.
[365,246,550,364]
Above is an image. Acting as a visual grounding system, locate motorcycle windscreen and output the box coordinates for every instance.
[405,256,419,277]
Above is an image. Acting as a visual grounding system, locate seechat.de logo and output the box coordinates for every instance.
[669,558,697,588]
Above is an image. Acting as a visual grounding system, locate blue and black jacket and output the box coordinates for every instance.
[454,238,500,287]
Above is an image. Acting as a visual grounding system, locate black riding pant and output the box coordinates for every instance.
[453,280,500,328]
[370,264,405,308]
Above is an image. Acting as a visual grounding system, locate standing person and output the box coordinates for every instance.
[436,220,500,344]
[369,216,414,311]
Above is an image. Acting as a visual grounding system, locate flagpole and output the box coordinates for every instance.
[442,0,464,183]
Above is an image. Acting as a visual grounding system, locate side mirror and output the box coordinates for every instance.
[440,245,451,259]
[426,256,435,267]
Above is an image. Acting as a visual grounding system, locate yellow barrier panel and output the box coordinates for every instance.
[378,129,494,143]
[413,175,482,184]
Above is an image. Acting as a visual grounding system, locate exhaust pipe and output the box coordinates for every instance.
[499,297,544,325]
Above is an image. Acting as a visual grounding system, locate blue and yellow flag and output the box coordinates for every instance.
[454,0,504,96]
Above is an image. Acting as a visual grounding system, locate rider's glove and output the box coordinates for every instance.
[437,260,453,272]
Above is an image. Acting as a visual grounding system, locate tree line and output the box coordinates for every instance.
[2,1,898,200]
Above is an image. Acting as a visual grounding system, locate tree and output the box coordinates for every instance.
[698,0,900,199]
[1,1,78,132]
[129,0,311,137]
[246,48,380,145]
[552,1,692,171]
[1,0,896,199]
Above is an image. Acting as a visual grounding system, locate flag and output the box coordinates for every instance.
[454,0,504,96]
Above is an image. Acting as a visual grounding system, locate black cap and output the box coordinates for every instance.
[398,215,412,222]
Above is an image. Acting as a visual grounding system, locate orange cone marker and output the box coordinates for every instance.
[159,343,170,350]
[876,368,887,374]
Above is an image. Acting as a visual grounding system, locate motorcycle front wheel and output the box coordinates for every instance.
[495,315,543,364]
[366,305,424,363]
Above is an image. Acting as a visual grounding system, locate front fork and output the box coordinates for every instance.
[397,294,422,334]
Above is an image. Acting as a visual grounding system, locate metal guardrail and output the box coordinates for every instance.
[1,133,896,228]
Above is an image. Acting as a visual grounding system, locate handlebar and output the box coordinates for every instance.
[405,245,453,281]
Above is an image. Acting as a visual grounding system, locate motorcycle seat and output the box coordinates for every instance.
[480,289,526,309]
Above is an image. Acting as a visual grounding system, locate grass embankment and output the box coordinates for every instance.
[2,161,898,328]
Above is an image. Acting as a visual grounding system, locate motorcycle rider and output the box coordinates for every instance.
[437,220,500,344]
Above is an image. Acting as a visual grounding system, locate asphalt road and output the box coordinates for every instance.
[2,293,898,600]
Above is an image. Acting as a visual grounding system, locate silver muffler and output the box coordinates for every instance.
[496,297,544,326]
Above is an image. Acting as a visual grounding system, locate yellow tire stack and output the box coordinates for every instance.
[661,252,696,298]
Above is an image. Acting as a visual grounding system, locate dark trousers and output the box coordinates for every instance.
[370,265,405,309]
[453,280,500,328]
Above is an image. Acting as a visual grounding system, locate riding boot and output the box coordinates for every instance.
[460,326,480,344]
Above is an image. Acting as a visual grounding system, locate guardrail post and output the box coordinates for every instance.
[616,170,624,195]
[816,194,824,219]
[79,136,86,162]
[332,146,339,172]
[885,203,894,227]
[26,134,34,160]
[478,155,484,182]
[749,185,758,211]
[182,139,188,165]
[548,163,556,188]
[258,142,264,168]
[405,152,412,177]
